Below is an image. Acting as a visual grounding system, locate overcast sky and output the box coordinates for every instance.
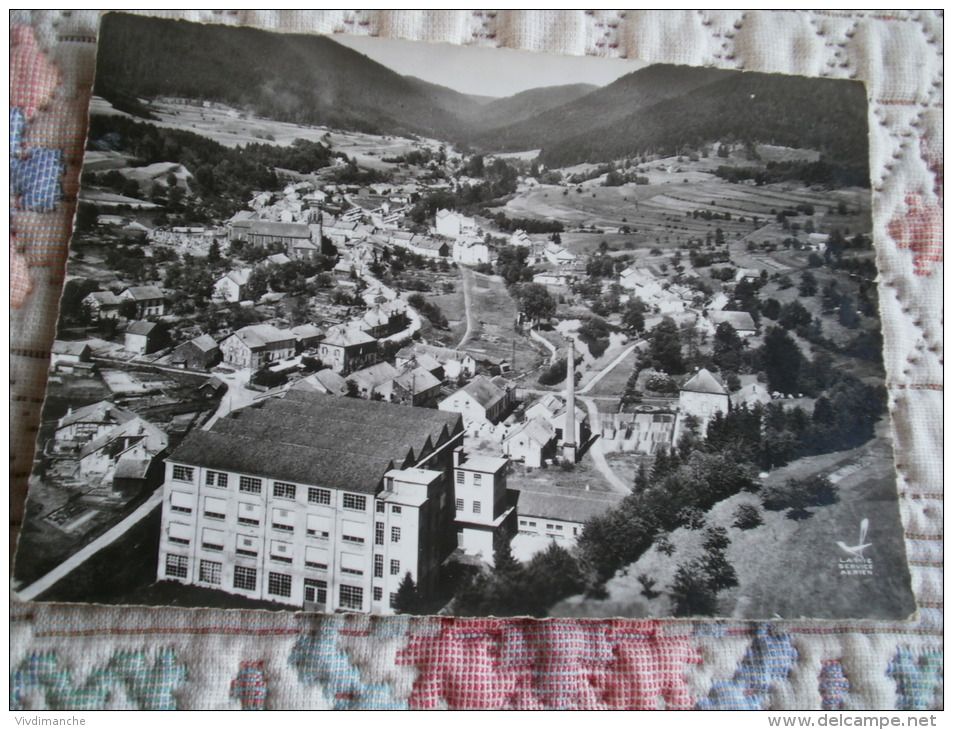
[333,34,646,98]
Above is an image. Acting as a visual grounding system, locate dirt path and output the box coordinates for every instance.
[529,328,559,366]
[579,341,641,395]
[16,491,164,601]
[456,265,476,349]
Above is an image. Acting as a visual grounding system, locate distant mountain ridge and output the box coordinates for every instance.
[95,14,869,179]
[95,14,477,140]
[524,66,869,179]
[474,83,598,129]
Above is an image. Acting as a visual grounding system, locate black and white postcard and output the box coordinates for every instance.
[14,12,915,620]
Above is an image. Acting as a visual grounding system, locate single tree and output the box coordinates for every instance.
[392,573,421,615]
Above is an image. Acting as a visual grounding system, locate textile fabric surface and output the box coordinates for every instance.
[9,10,942,710]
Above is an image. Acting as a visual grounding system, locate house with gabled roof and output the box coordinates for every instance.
[220,324,297,370]
[409,237,449,259]
[510,230,532,247]
[361,302,408,339]
[705,309,758,338]
[267,252,292,266]
[434,209,476,239]
[171,334,221,371]
[346,362,400,401]
[731,375,771,409]
[53,400,137,455]
[82,290,122,319]
[395,351,443,380]
[395,343,475,381]
[290,369,349,397]
[438,374,512,427]
[502,417,556,468]
[523,393,589,447]
[453,238,490,265]
[515,483,620,547]
[79,416,169,479]
[319,325,377,375]
[125,320,170,355]
[213,268,253,303]
[119,285,166,318]
[290,323,324,351]
[391,366,442,408]
[543,242,576,267]
[245,220,313,249]
[672,368,729,443]
[51,341,92,372]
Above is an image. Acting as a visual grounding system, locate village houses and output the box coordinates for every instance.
[220,324,297,370]
[52,400,137,455]
[434,208,477,240]
[396,344,476,382]
[125,320,170,356]
[170,334,221,371]
[82,290,122,319]
[452,238,491,265]
[119,285,166,318]
[213,268,254,303]
[438,374,515,428]
[319,325,378,376]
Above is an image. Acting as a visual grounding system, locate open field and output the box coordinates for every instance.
[425,284,467,343]
[503,152,871,257]
[585,348,637,397]
[461,271,546,374]
[89,96,442,167]
[552,421,912,620]
[505,453,616,496]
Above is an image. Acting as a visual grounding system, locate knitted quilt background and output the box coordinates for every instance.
[9,10,943,710]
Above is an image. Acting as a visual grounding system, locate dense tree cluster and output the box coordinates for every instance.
[577,449,758,588]
[482,210,565,235]
[89,115,336,223]
[705,374,886,471]
[493,245,534,286]
[670,526,738,617]
[761,475,838,519]
[576,316,613,359]
[407,293,448,330]
[453,541,586,617]
[713,160,845,187]
[511,282,557,326]
[640,317,686,375]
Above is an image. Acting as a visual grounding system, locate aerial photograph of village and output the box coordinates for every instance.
[13,12,915,620]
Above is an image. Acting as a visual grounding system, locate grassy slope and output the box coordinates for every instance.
[552,425,914,620]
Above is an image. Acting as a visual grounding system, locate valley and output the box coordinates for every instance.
[19,12,912,622]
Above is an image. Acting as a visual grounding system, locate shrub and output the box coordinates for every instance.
[761,475,837,513]
[733,503,763,530]
[645,372,678,394]
[538,357,568,386]
[638,573,661,600]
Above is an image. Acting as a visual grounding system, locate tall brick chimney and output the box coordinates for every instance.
[563,340,577,463]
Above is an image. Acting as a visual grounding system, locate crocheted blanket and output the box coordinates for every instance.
[10,10,942,710]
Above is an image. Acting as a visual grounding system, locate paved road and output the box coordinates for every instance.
[16,491,164,601]
[202,368,256,430]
